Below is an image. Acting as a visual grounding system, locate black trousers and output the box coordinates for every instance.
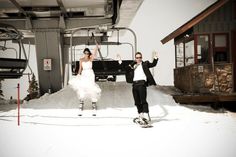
[132,81,149,114]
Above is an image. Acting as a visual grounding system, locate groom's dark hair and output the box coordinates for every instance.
[135,52,142,57]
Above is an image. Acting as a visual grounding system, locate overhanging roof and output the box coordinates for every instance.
[0,0,143,38]
[161,0,229,44]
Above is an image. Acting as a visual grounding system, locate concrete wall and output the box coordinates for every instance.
[35,29,63,95]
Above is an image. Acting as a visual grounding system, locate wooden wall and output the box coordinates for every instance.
[194,0,234,33]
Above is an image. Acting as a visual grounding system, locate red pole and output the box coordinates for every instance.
[17,83,20,126]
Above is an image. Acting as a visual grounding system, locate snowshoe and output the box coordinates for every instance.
[133,117,153,128]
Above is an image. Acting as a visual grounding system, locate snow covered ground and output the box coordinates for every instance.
[0,82,236,157]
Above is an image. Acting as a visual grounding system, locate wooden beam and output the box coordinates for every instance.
[173,93,236,104]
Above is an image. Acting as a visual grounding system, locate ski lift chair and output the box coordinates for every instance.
[0,58,27,79]
[0,23,28,79]
[70,27,136,82]
[73,59,133,82]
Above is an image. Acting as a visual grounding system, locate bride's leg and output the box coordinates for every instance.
[78,99,84,116]
[92,101,97,109]
[79,100,84,110]
[91,97,97,116]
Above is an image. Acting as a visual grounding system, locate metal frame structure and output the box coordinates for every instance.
[0,23,28,79]
[69,27,137,81]
[70,27,137,63]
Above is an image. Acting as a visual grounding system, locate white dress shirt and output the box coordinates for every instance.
[133,63,147,81]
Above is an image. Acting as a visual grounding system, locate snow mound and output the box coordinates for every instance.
[22,86,78,109]
[22,82,178,110]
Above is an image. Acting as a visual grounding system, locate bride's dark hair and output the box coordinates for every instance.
[83,48,92,58]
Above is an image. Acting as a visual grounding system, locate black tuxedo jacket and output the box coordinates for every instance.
[125,58,158,86]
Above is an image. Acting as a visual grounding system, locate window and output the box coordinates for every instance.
[176,42,184,67]
[215,35,227,47]
[195,35,210,64]
[213,33,229,62]
[185,40,194,66]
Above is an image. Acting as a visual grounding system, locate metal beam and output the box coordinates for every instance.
[112,0,120,25]
[8,0,28,17]
[66,18,112,30]
[56,0,69,18]
[8,0,33,29]
[0,18,112,30]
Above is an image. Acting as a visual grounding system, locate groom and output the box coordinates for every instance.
[126,51,158,123]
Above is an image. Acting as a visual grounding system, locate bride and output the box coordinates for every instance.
[69,44,101,116]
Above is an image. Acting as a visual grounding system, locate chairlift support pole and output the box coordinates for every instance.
[91,32,107,70]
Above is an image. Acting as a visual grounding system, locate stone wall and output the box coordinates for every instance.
[208,64,233,93]
[174,63,233,94]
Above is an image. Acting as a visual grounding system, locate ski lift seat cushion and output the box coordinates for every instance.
[74,60,133,75]
[0,58,27,69]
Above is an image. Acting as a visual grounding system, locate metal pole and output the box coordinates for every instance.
[120,42,134,59]
[17,83,20,126]
[70,28,85,74]
[109,27,137,60]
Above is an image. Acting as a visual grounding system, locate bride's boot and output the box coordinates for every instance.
[92,102,97,116]
[78,100,84,116]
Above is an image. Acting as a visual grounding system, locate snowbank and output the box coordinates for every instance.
[1,82,236,157]
[22,82,178,109]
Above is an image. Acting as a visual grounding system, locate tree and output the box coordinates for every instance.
[24,74,39,101]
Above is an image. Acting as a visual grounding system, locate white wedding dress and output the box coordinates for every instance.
[69,61,101,102]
